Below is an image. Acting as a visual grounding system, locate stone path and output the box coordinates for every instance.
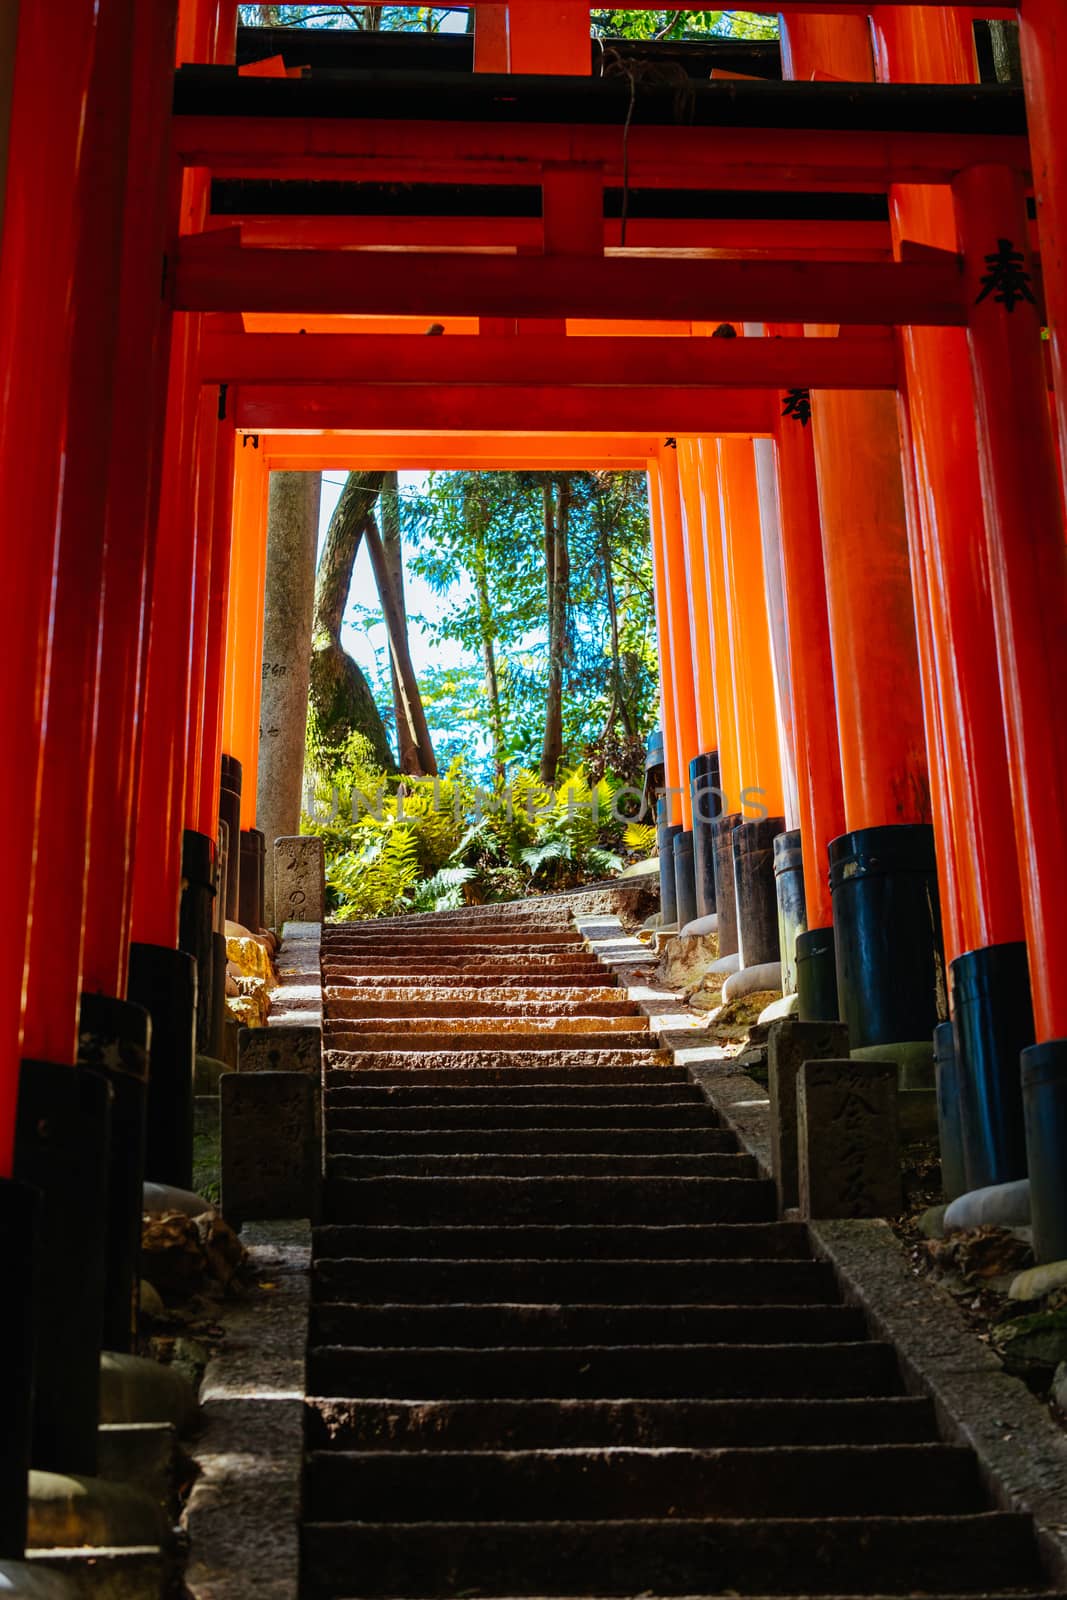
[301,905,1057,1600]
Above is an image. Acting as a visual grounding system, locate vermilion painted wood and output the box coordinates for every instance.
[260,432,660,470]
[184,389,220,837]
[82,0,181,999]
[694,439,742,822]
[130,314,205,949]
[676,441,718,757]
[172,116,1029,192]
[656,449,701,831]
[715,438,785,820]
[23,0,137,1067]
[200,332,900,389]
[874,6,1025,963]
[175,238,970,326]
[221,435,270,832]
[646,461,681,827]
[0,0,106,1164]
[954,164,1067,1044]
[1019,0,1067,476]
[197,409,237,843]
[770,371,846,935]
[233,384,777,435]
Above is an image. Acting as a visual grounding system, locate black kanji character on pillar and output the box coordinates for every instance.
[975,238,1037,313]
[782,388,812,427]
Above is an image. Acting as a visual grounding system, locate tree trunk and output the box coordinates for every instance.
[474,539,506,782]
[539,475,570,784]
[257,471,321,924]
[308,468,395,775]
[597,496,635,738]
[378,472,421,774]
[364,493,438,778]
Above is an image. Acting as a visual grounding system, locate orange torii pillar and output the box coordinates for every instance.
[772,385,847,1022]
[656,445,701,929]
[872,7,1032,1199]
[221,433,270,928]
[646,458,682,923]
[677,439,723,923]
[693,437,745,957]
[714,438,786,975]
[1018,1,1067,479]
[779,10,945,1056]
[473,2,591,75]
[952,163,1067,1261]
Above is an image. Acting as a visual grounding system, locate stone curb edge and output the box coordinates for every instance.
[578,912,1067,1590]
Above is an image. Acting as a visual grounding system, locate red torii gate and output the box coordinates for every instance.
[2,0,1067,1568]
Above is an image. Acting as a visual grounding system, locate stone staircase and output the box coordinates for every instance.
[302,908,1056,1600]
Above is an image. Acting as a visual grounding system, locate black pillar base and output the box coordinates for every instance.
[13,1061,111,1476]
[829,823,946,1049]
[673,830,698,932]
[128,943,198,1191]
[712,813,742,958]
[795,926,840,1023]
[952,941,1033,1191]
[733,816,786,969]
[934,1019,968,1203]
[656,800,682,926]
[219,754,243,925]
[239,827,264,933]
[209,930,229,1061]
[0,1177,39,1558]
[690,752,721,920]
[773,829,806,994]
[77,993,151,1353]
[180,829,216,1055]
[1023,1038,1067,1263]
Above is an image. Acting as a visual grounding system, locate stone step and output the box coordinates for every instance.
[324,967,618,985]
[326,998,642,1019]
[326,986,630,1006]
[325,1152,758,1178]
[323,955,605,971]
[310,1302,868,1347]
[307,1340,899,1400]
[312,1224,810,1262]
[324,1014,648,1035]
[301,1514,1040,1598]
[323,1031,654,1055]
[326,974,620,991]
[325,938,585,953]
[305,1443,979,1521]
[324,1083,705,1107]
[325,1129,739,1156]
[324,1067,689,1090]
[325,1103,719,1130]
[304,1395,940,1453]
[311,1256,837,1305]
[323,1175,778,1226]
[325,1049,668,1075]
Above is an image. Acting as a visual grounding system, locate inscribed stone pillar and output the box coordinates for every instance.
[257,471,322,926]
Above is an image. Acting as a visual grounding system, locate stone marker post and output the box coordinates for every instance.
[768,1019,850,1211]
[257,471,322,927]
[797,1058,901,1219]
[274,836,326,926]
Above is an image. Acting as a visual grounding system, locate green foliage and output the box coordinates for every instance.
[305,745,650,920]
[590,10,778,41]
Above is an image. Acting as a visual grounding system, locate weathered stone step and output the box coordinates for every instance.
[323,954,604,971]
[326,939,585,954]
[325,966,616,983]
[324,1083,704,1107]
[325,1152,758,1178]
[326,986,629,1006]
[311,1256,836,1305]
[324,1067,688,1090]
[323,1031,654,1055]
[326,972,620,990]
[305,1395,940,1453]
[312,1224,809,1262]
[323,1175,777,1226]
[302,1514,1040,1598]
[325,1128,738,1157]
[305,1443,978,1522]
[326,1050,667,1076]
[325,1014,647,1034]
[325,1103,718,1131]
[327,998,641,1019]
[310,1302,867,1347]
[307,1340,899,1400]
